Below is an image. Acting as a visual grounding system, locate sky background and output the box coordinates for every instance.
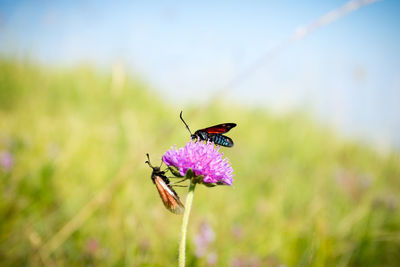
[0,0,399,149]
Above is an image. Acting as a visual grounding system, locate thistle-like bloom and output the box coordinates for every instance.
[162,140,234,186]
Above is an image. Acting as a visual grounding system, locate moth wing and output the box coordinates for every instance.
[202,123,236,134]
[154,176,185,214]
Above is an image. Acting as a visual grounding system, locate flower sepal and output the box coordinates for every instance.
[184,168,219,187]
[185,168,203,184]
[168,165,183,177]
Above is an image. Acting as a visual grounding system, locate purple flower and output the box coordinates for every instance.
[162,140,234,185]
[1,151,13,172]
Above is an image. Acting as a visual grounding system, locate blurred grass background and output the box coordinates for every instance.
[0,58,399,266]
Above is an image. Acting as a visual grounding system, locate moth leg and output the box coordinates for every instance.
[170,178,188,185]
[162,167,179,174]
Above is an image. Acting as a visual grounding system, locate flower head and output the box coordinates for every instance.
[162,140,234,185]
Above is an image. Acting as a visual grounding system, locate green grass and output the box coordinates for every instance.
[0,58,399,266]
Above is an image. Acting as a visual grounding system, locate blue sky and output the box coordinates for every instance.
[1,0,400,148]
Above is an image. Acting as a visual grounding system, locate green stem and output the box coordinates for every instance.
[179,180,197,267]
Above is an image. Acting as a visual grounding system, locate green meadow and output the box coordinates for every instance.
[0,59,399,266]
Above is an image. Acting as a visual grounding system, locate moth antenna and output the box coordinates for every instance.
[145,153,154,168]
[180,111,193,135]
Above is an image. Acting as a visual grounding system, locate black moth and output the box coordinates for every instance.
[180,111,236,147]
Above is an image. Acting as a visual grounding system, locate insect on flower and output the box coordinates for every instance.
[145,153,185,214]
[179,111,237,147]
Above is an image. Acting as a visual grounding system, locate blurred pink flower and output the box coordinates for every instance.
[193,221,215,258]
[231,255,262,267]
[1,151,13,172]
[207,252,218,265]
[86,239,99,255]
[231,224,244,240]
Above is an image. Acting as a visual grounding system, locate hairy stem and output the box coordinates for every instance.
[179,180,196,267]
